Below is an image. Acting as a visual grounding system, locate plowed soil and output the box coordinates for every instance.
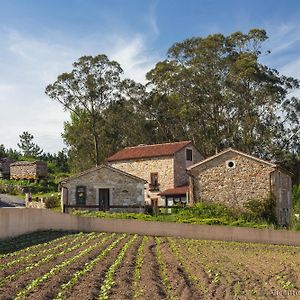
[0,231,300,300]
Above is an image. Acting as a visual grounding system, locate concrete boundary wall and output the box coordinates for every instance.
[0,208,300,246]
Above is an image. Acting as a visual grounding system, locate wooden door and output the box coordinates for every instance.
[99,188,110,211]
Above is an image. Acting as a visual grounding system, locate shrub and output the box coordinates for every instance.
[45,196,59,209]
[289,185,300,231]
[243,195,277,224]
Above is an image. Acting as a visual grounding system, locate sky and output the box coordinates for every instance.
[1,0,300,153]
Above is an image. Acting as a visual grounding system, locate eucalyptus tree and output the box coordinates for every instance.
[46,55,124,166]
[146,29,300,158]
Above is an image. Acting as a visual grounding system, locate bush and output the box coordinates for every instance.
[290,185,300,231]
[45,195,59,209]
[243,195,277,224]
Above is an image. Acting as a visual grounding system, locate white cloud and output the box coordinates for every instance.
[0,27,159,153]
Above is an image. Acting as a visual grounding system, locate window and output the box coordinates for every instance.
[186,149,193,161]
[226,160,236,169]
[76,186,86,205]
[150,172,159,191]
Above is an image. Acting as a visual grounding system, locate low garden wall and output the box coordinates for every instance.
[0,208,300,246]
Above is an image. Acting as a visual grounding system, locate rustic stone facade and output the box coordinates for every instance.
[60,165,145,213]
[174,145,203,187]
[0,158,12,179]
[10,161,48,180]
[109,144,203,205]
[188,149,292,225]
[109,157,174,205]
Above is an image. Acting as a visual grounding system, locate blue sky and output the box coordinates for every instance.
[1,0,300,152]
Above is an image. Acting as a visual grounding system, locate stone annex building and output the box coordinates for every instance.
[10,161,48,180]
[187,148,292,225]
[60,165,146,213]
[107,141,203,206]
[60,141,292,225]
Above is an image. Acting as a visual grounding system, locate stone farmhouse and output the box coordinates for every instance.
[60,164,146,213]
[0,158,12,179]
[10,161,48,180]
[107,141,203,206]
[187,148,292,225]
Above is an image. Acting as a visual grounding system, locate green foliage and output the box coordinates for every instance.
[46,54,127,167]
[55,233,119,300]
[72,200,271,229]
[133,236,149,299]
[290,185,300,230]
[17,131,43,158]
[14,232,105,299]
[98,234,136,300]
[0,179,57,195]
[44,195,60,209]
[243,195,277,224]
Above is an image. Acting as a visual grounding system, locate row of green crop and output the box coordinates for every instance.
[55,234,126,300]
[0,232,84,271]
[15,233,114,299]
[132,236,149,298]
[0,232,100,288]
[0,231,68,256]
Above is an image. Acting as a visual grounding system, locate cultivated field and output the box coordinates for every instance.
[0,231,300,299]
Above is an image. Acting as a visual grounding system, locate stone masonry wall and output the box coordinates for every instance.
[109,157,174,205]
[174,145,203,187]
[62,167,144,210]
[10,162,48,180]
[191,152,274,210]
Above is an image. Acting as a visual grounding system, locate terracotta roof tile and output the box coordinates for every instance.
[107,141,192,162]
[160,185,189,196]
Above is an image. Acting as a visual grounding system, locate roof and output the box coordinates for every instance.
[60,164,147,184]
[10,160,46,166]
[187,148,291,174]
[107,141,192,162]
[160,185,189,196]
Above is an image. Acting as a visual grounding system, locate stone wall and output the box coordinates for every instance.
[10,161,48,180]
[174,145,203,187]
[109,157,174,205]
[61,167,145,211]
[190,152,275,209]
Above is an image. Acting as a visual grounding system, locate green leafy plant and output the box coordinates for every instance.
[14,233,111,299]
[243,195,277,224]
[98,234,137,300]
[133,236,149,298]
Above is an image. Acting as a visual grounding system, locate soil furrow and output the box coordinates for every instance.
[108,235,142,300]
[136,236,167,300]
[160,238,202,300]
[65,235,131,300]
[0,232,84,272]
[0,233,105,299]
[25,233,119,300]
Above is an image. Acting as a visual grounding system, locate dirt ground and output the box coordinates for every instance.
[0,231,300,299]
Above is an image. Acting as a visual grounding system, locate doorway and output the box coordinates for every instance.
[98,188,110,211]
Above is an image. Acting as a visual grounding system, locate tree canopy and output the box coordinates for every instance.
[46,29,300,181]
[17,131,43,158]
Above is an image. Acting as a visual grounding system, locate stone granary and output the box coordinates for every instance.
[10,161,48,180]
[187,148,292,225]
[107,141,203,207]
[60,164,146,213]
[0,158,12,179]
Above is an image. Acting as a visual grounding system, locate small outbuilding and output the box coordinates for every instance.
[10,161,48,180]
[187,148,292,225]
[60,164,147,213]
